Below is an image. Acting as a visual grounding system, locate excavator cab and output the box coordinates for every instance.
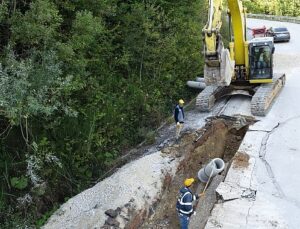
[248,37,274,82]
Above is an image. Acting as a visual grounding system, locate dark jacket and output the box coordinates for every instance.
[174,104,185,123]
[176,187,196,216]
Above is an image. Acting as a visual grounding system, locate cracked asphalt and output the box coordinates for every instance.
[205,18,300,229]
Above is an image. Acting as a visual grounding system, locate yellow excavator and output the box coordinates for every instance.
[196,0,285,116]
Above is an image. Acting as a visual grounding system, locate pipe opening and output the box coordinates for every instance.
[214,158,225,170]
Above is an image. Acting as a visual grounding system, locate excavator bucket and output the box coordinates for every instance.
[204,48,234,87]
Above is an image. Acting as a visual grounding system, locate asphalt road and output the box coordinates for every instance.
[250,18,300,229]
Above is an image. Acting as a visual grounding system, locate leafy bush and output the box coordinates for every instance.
[10,176,28,190]
[244,0,300,16]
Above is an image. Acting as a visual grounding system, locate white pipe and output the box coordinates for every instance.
[196,77,205,82]
[197,158,225,183]
[186,81,206,89]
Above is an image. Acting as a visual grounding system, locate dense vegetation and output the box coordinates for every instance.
[244,0,300,16]
[0,0,207,227]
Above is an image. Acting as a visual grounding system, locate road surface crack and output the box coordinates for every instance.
[258,122,285,198]
[245,200,255,228]
[258,115,300,198]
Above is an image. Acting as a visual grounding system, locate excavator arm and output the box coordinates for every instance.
[203,0,223,57]
[227,0,248,65]
[202,0,249,86]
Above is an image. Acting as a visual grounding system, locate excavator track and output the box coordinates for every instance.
[251,73,286,116]
[196,73,285,116]
[196,85,230,111]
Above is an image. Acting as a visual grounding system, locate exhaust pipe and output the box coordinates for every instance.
[197,158,225,183]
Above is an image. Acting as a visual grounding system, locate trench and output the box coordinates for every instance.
[138,115,254,229]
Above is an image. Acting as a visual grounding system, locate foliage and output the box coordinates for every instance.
[10,0,62,47]
[10,176,28,190]
[244,0,300,17]
[0,0,206,227]
[0,49,75,124]
[35,204,59,228]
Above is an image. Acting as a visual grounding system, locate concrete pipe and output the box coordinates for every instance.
[186,81,206,89]
[195,77,205,82]
[197,158,225,183]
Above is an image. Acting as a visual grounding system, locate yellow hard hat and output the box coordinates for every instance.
[184,178,195,187]
[179,99,185,105]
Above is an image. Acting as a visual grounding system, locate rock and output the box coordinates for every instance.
[168,157,175,163]
[105,217,120,227]
[124,203,131,208]
[56,209,65,216]
[158,139,169,149]
[116,207,121,214]
[175,151,181,158]
[100,226,111,229]
[105,209,118,218]
[161,148,171,154]
[119,207,130,221]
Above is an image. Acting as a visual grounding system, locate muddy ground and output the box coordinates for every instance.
[140,117,250,229]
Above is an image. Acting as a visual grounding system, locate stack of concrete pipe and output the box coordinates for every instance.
[186,77,206,89]
[197,158,225,183]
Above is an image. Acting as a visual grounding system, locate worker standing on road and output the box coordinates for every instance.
[174,99,185,140]
[176,178,199,229]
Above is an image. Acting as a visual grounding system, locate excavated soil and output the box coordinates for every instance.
[232,152,250,169]
[140,116,251,229]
